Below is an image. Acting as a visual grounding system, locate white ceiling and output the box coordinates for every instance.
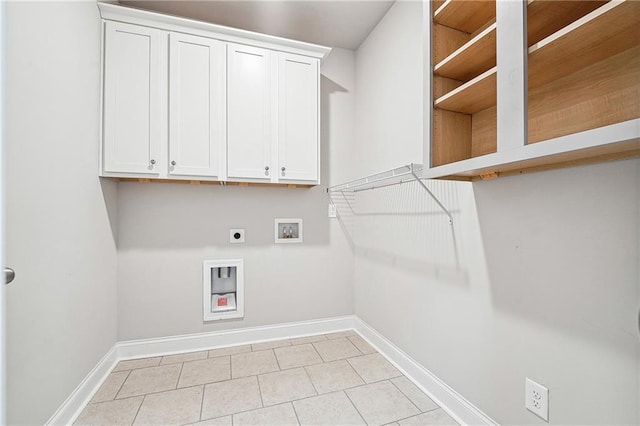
[118,0,395,50]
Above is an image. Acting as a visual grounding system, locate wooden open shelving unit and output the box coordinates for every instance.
[429,0,639,179]
[527,0,640,144]
[431,0,497,167]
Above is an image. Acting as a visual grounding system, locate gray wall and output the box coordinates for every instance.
[116,48,356,340]
[353,1,640,424]
[354,0,423,177]
[5,2,119,424]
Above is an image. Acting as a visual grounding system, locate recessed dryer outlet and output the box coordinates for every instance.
[203,259,244,321]
[230,228,245,243]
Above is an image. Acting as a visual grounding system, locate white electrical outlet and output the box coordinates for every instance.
[525,378,549,421]
[328,203,337,218]
[229,229,245,243]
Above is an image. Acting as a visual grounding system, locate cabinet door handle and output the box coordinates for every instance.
[281,167,286,177]
[171,161,177,166]
[265,166,270,176]
[4,267,15,285]
[150,159,156,165]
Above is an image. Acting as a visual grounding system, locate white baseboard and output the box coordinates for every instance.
[47,315,495,426]
[46,345,119,426]
[46,315,356,425]
[115,315,357,359]
[353,317,497,426]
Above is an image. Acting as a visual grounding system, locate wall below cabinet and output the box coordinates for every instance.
[115,47,356,339]
[98,3,328,186]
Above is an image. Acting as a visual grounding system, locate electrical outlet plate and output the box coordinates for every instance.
[229,228,245,243]
[328,203,337,218]
[525,378,549,421]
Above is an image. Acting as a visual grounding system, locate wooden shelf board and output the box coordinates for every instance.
[434,0,495,34]
[433,76,464,100]
[435,22,496,81]
[529,46,640,144]
[432,0,447,15]
[527,0,608,47]
[435,67,496,114]
[528,0,640,89]
[433,24,471,64]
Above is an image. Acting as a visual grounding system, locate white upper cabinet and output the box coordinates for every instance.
[278,53,319,182]
[169,33,226,179]
[98,3,330,185]
[226,43,273,181]
[102,21,165,175]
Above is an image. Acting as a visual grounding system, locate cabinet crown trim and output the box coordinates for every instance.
[97,2,332,60]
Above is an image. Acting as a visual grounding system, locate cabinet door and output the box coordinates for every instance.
[278,53,319,182]
[103,21,164,175]
[169,33,226,178]
[227,43,273,180]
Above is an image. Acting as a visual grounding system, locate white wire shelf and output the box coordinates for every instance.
[327,163,459,270]
[329,164,424,193]
[328,163,453,225]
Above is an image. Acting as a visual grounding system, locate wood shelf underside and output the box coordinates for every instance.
[528,0,640,89]
[434,23,496,81]
[435,139,640,181]
[110,178,313,188]
[527,0,608,47]
[434,0,495,34]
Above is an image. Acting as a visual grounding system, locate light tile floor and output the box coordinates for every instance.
[75,331,459,426]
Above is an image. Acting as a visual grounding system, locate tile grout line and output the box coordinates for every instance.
[308,343,324,367]
[345,356,369,385]
[230,353,235,380]
[87,393,144,407]
[111,370,133,402]
[391,409,447,425]
[301,366,319,397]
[388,377,423,415]
[272,348,283,371]
[342,389,368,425]
[113,357,162,373]
[289,401,302,425]
[255,373,266,410]
[113,383,207,404]
[131,394,146,425]
[175,362,186,389]
[311,341,330,363]
[198,383,206,421]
